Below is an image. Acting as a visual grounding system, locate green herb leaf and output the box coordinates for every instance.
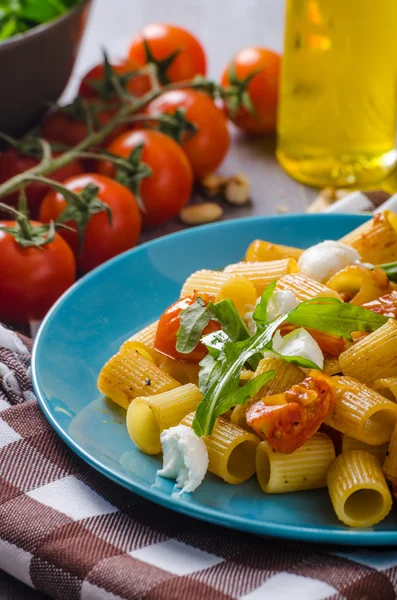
[176,297,211,354]
[193,370,275,437]
[198,353,225,395]
[253,280,277,325]
[210,298,250,341]
[286,300,388,341]
[269,349,321,370]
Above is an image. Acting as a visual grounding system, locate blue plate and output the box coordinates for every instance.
[32,213,397,546]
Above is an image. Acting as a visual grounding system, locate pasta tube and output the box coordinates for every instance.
[182,412,259,484]
[231,356,304,429]
[256,433,335,494]
[97,346,180,410]
[180,270,257,314]
[325,265,390,305]
[339,210,397,263]
[126,384,202,455]
[276,273,342,301]
[327,450,392,527]
[157,357,200,386]
[372,377,397,402]
[341,434,388,464]
[224,259,299,295]
[128,320,159,348]
[339,319,397,386]
[246,239,303,262]
[325,376,397,445]
[384,423,397,483]
[323,357,341,376]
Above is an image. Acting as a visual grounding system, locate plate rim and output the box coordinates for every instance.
[33,212,397,546]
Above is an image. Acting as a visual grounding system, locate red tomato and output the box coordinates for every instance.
[97,129,193,227]
[0,148,82,219]
[39,174,141,273]
[246,371,335,453]
[221,47,281,134]
[154,293,220,362]
[128,23,206,84]
[279,324,346,357]
[0,220,76,323]
[362,292,397,319]
[145,90,230,179]
[41,104,125,148]
[78,57,151,100]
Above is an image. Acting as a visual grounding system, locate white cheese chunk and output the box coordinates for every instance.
[266,290,298,322]
[158,425,208,494]
[298,240,361,283]
[272,328,324,369]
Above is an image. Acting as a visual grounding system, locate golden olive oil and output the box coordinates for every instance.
[277,0,397,188]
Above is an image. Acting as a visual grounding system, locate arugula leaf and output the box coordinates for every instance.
[270,349,320,370]
[176,297,210,353]
[252,280,277,325]
[194,370,275,437]
[198,353,225,395]
[287,300,388,341]
[177,296,249,355]
[192,296,390,437]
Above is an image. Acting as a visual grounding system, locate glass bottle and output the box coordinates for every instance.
[277,0,397,188]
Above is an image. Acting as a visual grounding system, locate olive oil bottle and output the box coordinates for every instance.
[277,0,397,188]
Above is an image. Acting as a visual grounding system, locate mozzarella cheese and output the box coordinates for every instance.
[272,328,324,369]
[298,240,361,283]
[266,290,298,321]
[158,425,208,494]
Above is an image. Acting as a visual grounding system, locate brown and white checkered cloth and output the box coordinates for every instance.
[1,324,397,600]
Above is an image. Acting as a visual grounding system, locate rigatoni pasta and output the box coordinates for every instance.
[245,239,303,262]
[276,273,342,301]
[182,412,259,484]
[224,258,298,295]
[339,319,397,386]
[327,450,392,527]
[256,433,335,493]
[341,434,388,464]
[325,376,397,445]
[326,265,391,305]
[126,384,202,454]
[339,210,397,263]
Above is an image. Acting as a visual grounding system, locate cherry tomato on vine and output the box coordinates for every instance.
[145,90,230,179]
[41,101,125,148]
[0,148,82,219]
[154,293,220,362]
[0,219,76,323]
[79,57,151,100]
[128,23,206,84]
[247,372,335,453]
[97,129,193,228]
[221,47,281,134]
[39,173,141,273]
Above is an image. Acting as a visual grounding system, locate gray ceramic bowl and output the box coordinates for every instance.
[0,0,92,137]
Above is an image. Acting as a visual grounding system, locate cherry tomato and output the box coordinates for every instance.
[128,23,206,84]
[41,103,125,148]
[145,90,230,179]
[0,221,76,323]
[97,129,193,227]
[0,149,82,219]
[154,293,220,362]
[39,174,141,273]
[78,57,151,100]
[279,324,346,357]
[221,47,281,134]
[362,292,397,318]
[246,371,335,453]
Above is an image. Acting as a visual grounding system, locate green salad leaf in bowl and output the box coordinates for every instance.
[0,0,82,40]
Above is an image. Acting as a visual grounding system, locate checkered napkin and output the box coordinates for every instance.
[1,324,397,600]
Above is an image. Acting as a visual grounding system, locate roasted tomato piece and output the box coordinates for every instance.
[246,371,335,453]
[154,293,220,362]
[362,291,397,319]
